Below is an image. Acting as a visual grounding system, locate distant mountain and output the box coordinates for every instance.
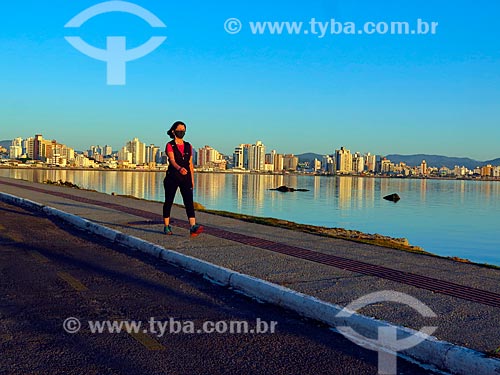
[297,153,323,164]
[0,140,11,149]
[485,158,500,166]
[385,154,496,170]
[297,152,500,169]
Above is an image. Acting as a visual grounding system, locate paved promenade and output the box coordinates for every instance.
[0,176,499,371]
[1,200,437,375]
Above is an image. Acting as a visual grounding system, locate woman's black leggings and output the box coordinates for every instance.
[163,173,195,219]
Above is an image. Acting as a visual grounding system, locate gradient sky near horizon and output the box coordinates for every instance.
[1,0,499,160]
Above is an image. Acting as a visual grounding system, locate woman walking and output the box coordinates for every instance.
[163,121,203,237]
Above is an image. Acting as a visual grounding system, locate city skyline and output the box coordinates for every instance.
[2,133,499,163]
[3,133,500,180]
[1,1,499,160]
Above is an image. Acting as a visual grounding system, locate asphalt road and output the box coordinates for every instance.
[0,201,436,375]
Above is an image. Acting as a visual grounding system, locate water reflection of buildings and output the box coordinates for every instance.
[337,177,352,210]
[1,170,499,218]
[195,173,226,206]
[228,174,291,215]
[333,176,376,210]
[313,176,321,200]
[8,169,165,202]
[226,174,380,216]
[420,179,427,202]
[233,174,243,210]
[250,174,267,214]
[364,178,376,208]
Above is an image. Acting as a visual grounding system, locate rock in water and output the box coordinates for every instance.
[270,185,310,192]
[383,193,401,202]
[276,185,292,192]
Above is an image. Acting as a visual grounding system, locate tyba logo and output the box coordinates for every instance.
[65,1,167,85]
[336,291,438,375]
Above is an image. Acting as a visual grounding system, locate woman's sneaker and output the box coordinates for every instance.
[189,224,204,237]
[163,225,173,235]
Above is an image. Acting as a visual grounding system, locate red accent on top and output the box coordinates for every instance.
[166,142,193,158]
[167,142,185,154]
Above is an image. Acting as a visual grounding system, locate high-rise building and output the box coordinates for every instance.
[267,149,278,172]
[198,145,216,167]
[365,153,377,172]
[75,154,95,168]
[313,158,322,172]
[283,154,299,171]
[420,160,428,175]
[335,147,352,174]
[41,139,54,161]
[453,166,467,176]
[33,134,44,160]
[30,135,53,162]
[270,150,277,164]
[47,140,61,164]
[88,145,103,157]
[126,138,146,165]
[9,138,23,159]
[103,145,113,157]
[233,145,244,169]
[11,138,23,148]
[62,147,73,162]
[481,165,493,177]
[146,144,160,164]
[264,151,276,172]
[265,150,277,165]
[249,141,265,171]
[9,146,22,159]
[233,144,252,170]
[10,137,23,155]
[198,145,226,170]
[381,158,394,173]
[25,137,35,159]
[274,154,284,172]
[265,153,272,165]
[492,166,500,178]
[375,156,385,174]
[322,155,335,174]
[117,146,133,163]
[242,144,251,170]
[352,152,364,173]
[192,148,198,166]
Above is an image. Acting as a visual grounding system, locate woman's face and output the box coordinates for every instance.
[173,124,186,139]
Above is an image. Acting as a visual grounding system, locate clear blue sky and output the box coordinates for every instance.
[1,0,499,160]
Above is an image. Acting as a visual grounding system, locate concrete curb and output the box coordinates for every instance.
[1,192,499,375]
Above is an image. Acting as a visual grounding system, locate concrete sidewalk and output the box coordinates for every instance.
[1,176,499,372]
[4,200,432,375]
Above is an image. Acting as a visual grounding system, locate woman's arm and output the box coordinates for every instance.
[189,154,194,188]
[167,150,183,172]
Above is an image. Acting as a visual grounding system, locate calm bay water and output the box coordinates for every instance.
[1,168,499,266]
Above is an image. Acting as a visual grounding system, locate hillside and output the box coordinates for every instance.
[0,140,12,150]
[385,154,492,169]
[297,152,499,169]
[297,153,324,164]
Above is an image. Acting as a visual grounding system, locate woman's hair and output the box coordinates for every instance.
[167,121,186,139]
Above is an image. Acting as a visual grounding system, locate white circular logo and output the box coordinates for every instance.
[336,291,438,375]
